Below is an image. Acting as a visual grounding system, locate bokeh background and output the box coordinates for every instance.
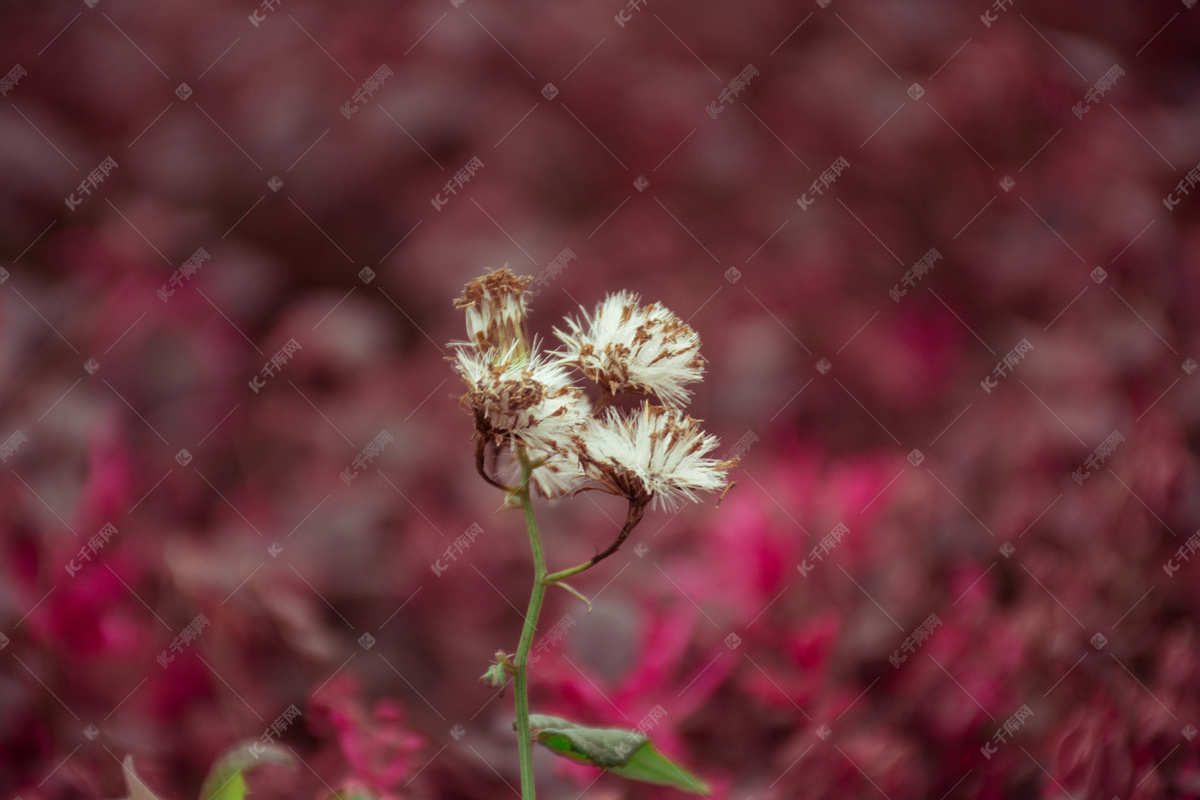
[3,1,1200,798]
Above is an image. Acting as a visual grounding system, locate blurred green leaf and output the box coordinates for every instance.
[525,714,645,767]
[199,741,295,800]
[206,769,246,800]
[609,741,711,795]
[523,715,709,794]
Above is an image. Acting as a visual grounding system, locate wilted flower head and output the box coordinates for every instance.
[553,290,705,407]
[453,344,590,466]
[573,402,735,511]
[454,267,532,354]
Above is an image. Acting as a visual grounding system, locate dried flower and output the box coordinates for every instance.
[553,290,705,407]
[453,344,591,479]
[453,267,532,355]
[573,402,734,511]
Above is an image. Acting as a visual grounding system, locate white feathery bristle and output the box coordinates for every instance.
[575,401,731,510]
[528,451,587,498]
[453,344,591,461]
[552,290,705,407]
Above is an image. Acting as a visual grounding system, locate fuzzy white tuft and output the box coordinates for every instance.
[453,344,592,464]
[552,290,705,407]
[573,402,733,510]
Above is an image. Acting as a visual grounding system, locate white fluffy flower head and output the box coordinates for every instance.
[573,402,734,511]
[553,290,705,407]
[454,344,590,461]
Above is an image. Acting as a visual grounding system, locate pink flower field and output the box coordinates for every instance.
[2,2,1199,798]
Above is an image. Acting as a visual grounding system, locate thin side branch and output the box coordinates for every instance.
[588,498,649,567]
[542,498,650,585]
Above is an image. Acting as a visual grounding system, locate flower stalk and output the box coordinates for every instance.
[451,267,736,799]
[512,450,547,800]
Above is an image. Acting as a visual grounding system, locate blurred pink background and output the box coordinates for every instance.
[3,1,1200,798]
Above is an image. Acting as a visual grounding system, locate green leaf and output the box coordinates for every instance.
[199,741,296,800]
[522,715,710,795]
[525,715,645,767]
[610,741,711,795]
[207,768,246,800]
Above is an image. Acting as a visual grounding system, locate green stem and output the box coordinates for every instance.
[513,451,547,800]
[543,561,593,584]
